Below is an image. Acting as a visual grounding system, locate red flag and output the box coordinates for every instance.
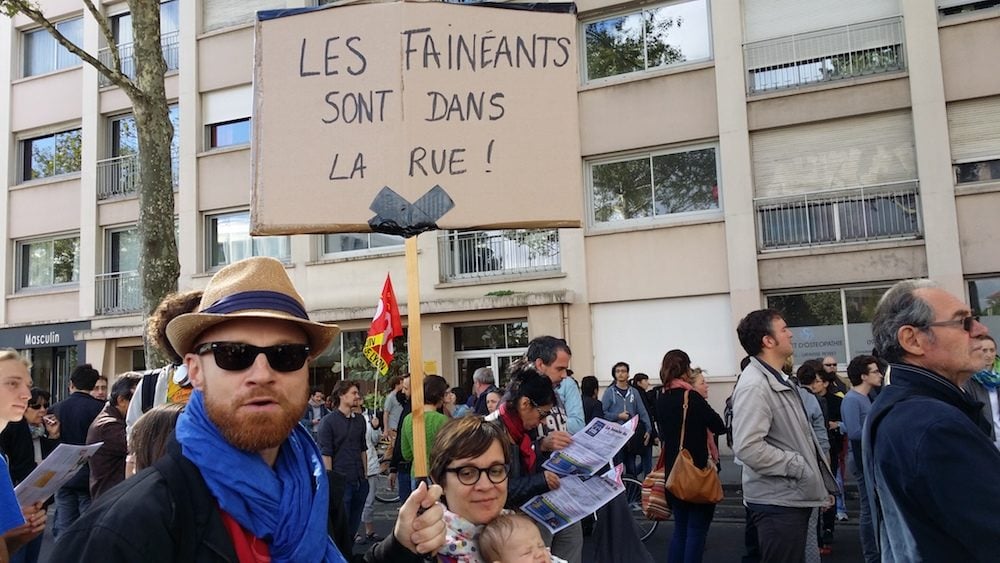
[363,274,403,376]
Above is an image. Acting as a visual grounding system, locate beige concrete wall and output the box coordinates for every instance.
[8,180,81,238]
[585,221,729,303]
[956,190,1000,275]
[12,0,81,27]
[197,27,253,92]
[97,198,141,227]
[940,16,1000,103]
[10,69,82,132]
[579,67,719,156]
[6,290,79,324]
[747,77,911,131]
[758,243,927,290]
[197,148,251,210]
[100,74,180,116]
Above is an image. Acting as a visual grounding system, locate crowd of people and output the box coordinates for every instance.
[0,258,996,563]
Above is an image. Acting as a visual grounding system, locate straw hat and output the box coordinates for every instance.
[166,257,340,358]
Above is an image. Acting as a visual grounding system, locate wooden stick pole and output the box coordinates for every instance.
[405,235,428,478]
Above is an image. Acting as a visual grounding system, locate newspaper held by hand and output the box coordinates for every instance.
[14,443,103,507]
[520,463,626,534]
[541,416,637,477]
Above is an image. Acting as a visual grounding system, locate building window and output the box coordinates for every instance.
[939,0,1000,16]
[20,129,82,182]
[955,159,1000,185]
[207,118,251,148]
[583,0,711,82]
[969,277,1000,338]
[438,229,561,282]
[767,286,890,366]
[17,236,80,290]
[206,211,290,270]
[97,227,141,315]
[322,233,404,256]
[589,144,719,227]
[22,18,83,77]
[454,321,529,391]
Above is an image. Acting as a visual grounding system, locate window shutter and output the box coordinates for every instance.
[203,85,252,126]
[751,111,917,198]
[948,96,1000,162]
[743,0,902,43]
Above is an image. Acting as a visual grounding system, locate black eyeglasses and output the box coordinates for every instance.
[27,402,48,410]
[924,315,980,333]
[529,399,553,418]
[194,342,311,372]
[444,463,509,486]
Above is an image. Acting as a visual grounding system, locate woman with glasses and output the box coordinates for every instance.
[430,414,567,563]
[485,363,562,509]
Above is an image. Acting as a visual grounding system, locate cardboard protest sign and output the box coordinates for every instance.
[251,1,583,236]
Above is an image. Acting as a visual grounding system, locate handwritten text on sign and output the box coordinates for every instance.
[252,2,583,234]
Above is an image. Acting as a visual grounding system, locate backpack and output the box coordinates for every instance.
[140,368,163,413]
[723,394,734,449]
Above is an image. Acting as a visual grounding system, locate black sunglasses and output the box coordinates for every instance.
[194,342,311,372]
[27,402,49,410]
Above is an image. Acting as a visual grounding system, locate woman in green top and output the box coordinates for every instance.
[401,375,452,477]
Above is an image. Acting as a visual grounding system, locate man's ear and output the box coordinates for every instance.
[896,325,926,358]
[185,354,205,390]
[761,334,776,351]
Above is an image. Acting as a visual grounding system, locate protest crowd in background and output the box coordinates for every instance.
[0,262,996,563]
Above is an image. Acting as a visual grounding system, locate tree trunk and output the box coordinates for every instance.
[128,0,179,369]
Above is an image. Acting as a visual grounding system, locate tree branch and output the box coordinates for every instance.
[80,0,120,76]
[2,0,141,98]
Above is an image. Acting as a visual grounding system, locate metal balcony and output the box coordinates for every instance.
[755,181,921,251]
[95,271,141,315]
[745,17,905,95]
[98,31,179,87]
[96,152,179,200]
[438,229,561,282]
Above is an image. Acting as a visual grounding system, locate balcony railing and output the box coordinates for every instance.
[438,229,561,282]
[96,152,179,200]
[745,17,905,95]
[755,181,921,251]
[95,271,141,315]
[98,31,179,87]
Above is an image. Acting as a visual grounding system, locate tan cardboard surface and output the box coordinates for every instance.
[251,1,583,235]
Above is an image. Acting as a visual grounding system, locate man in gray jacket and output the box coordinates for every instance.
[732,309,836,563]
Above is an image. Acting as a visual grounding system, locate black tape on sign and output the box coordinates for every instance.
[368,185,455,238]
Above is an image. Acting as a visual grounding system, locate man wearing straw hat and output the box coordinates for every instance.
[51,257,446,562]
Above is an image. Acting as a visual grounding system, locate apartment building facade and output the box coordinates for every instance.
[1,0,999,406]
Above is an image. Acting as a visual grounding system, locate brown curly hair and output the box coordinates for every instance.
[145,290,203,364]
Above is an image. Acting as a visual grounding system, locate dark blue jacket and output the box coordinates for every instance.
[51,391,105,491]
[863,362,1000,562]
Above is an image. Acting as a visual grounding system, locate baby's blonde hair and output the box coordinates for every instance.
[479,513,536,562]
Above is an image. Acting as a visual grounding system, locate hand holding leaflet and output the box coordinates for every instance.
[14,443,104,507]
[541,416,636,477]
[520,463,626,534]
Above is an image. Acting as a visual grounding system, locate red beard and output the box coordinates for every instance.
[203,386,306,452]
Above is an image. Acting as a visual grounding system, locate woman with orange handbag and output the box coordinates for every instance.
[653,350,727,563]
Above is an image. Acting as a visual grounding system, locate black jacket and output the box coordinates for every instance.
[472,385,499,416]
[654,388,726,471]
[582,396,604,424]
[50,391,104,490]
[50,438,423,563]
[483,412,549,509]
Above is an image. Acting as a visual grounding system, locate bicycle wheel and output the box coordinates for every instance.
[374,467,400,503]
[621,476,658,541]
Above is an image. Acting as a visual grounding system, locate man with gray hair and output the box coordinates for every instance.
[469,366,498,416]
[863,279,1000,561]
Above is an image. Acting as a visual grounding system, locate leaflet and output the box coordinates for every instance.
[521,464,625,534]
[541,416,636,477]
[15,442,104,507]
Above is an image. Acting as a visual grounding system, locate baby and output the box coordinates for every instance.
[478,513,567,563]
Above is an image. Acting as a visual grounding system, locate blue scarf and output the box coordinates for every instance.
[974,367,1000,390]
[175,390,346,563]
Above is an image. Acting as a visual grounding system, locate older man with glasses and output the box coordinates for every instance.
[863,279,1000,561]
[50,257,446,563]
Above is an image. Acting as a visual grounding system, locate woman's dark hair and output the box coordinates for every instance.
[29,388,50,405]
[423,375,450,406]
[581,376,599,399]
[659,349,691,386]
[429,416,510,488]
[631,373,649,387]
[130,403,185,471]
[146,290,204,365]
[795,359,824,386]
[502,361,555,411]
[451,386,470,406]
